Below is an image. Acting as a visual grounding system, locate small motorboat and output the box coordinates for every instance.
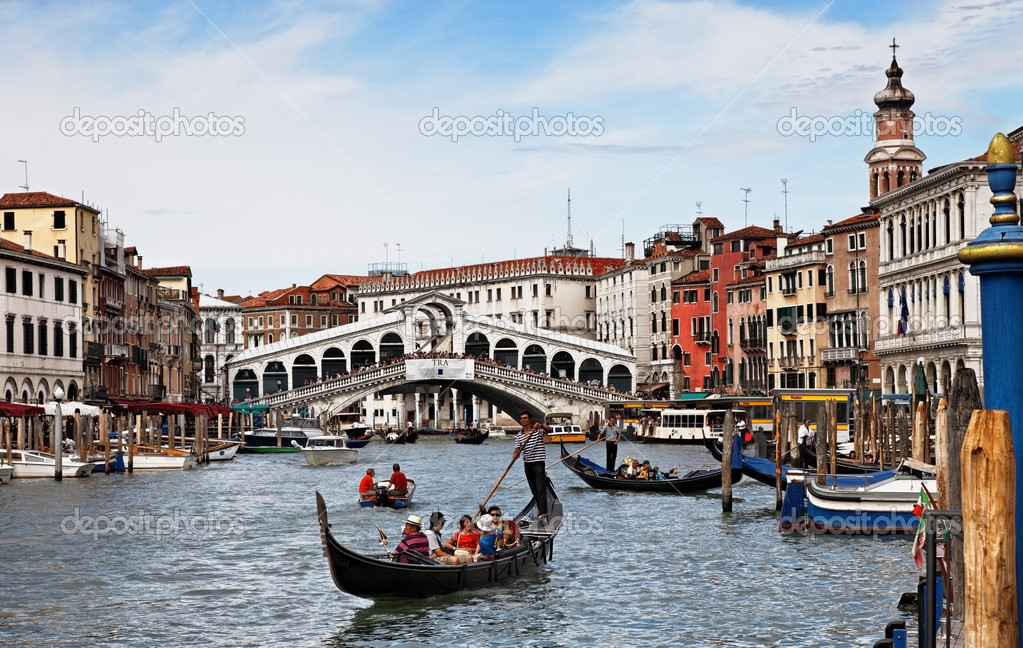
[206,440,242,461]
[359,479,416,509]
[242,417,325,453]
[129,445,199,470]
[294,436,358,466]
[543,413,586,443]
[3,449,96,478]
[0,465,12,483]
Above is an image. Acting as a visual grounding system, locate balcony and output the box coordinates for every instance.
[148,384,166,400]
[85,341,105,360]
[165,344,181,357]
[779,355,803,370]
[821,347,861,363]
[766,249,826,271]
[739,337,767,352]
[104,297,124,312]
[105,342,129,362]
[781,286,797,296]
[694,332,711,345]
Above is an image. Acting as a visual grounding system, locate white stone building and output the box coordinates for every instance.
[0,231,86,402]
[199,290,244,403]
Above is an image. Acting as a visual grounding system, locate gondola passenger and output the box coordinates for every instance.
[445,515,479,563]
[425,512,460,565]
[474,515,497,562]
[391,515,430,564]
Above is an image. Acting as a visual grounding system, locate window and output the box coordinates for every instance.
[38,273,44,299]
[69,279,77,304]
[2,212,13,231]
[248,317,255,328]
[545,284,552,296]
[5,268,15,293]
[37,321,47,356]
[54,276,64,302]
[320,315,327,327]
[69,324,77,358]
[257,316,264,327]
[291,314,297,325]
[225,319,235,343]
[825,238,833,254]
[848,234,856,251]
[53,323,63,357]
[5,317,13,353]
[21,271,32,296]
[53,210,66,229]
[305,315,313,327]
[712,268,719,282]
[730,240,741,252]
[858,232,866,249]
[22,319,33,354]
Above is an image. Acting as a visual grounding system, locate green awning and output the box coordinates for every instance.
[232,403,270,414]
[676,393,709,402]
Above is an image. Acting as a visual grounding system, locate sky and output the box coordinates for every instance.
[2,0,1022,297]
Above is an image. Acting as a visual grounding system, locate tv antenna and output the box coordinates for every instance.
[740,187,752,226]
[696,201,702,217]
[17,160,28,191]
[781,179,789,231]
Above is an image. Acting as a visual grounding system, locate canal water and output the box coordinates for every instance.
[0,435,918,647]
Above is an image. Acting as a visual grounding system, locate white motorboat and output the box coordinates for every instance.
[2,449,96,478]
[293,436,358,466]
[206,440,241,461]
[128,445,198,470]
[0,465,12,483]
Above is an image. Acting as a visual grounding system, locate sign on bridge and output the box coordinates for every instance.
[405,358,475,381]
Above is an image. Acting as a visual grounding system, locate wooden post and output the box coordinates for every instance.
[100,411,110,474]
[217,413,223,440]
[815,405,828,486]
[962,409,1018,647]
[4,418,11,465]
[870,394,879,463]
[912,401,927,462]
[276,411,283,448]
[828,399,837,477]
[721,409,733,513]
[947,367,982,622]
[934,398,948,512]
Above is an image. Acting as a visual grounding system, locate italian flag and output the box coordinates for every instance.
[912,485,935,569]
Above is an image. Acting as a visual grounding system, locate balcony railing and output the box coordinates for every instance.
[739,337,767,351]
[149,384,166,400]
[781,286,797,296]
[85,341,105,360]
[694,332,711,345]
[166,344,181,357]
[821,347,861,363]
[779,355,803,369]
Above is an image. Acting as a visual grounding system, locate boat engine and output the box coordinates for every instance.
[375,483,389,507]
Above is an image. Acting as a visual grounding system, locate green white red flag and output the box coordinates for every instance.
[912,485,935,569]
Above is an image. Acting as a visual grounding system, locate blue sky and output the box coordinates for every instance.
[1,0,1021,296]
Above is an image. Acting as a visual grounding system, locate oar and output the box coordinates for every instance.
[508,438,603,488]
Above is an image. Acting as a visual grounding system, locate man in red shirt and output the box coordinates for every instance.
[388,463,408,496]
[358,467,376,495]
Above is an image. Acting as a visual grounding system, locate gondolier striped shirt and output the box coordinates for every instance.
[515,427,546,463]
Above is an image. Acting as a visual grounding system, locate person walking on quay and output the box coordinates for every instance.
[513,411,552,524]
[601,418,621,472]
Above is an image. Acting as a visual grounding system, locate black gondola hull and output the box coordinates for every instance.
[559,444,742,492]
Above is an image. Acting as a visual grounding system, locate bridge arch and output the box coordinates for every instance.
[293,353,318,386]
[608,364,633,391]
[264,361,288,394]
[351,340,376,369]
[322,347,347,377]
[465,332,490,358]
[551,351,575,380]
[494,338,518,367]
[579,358,603,385]
[380,332,405,360]
[522,344,547,373]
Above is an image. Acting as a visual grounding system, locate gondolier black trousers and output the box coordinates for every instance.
[523,460,548,517]
[606,442,618,472]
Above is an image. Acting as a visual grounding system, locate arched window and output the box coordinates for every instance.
[858,259,867,294]
[900,216,907,256]
[848,261,857,293]
[826,264,834,296]
[727,318,734,346]
[958,193,966,240]
[225,318,235,343]
[943,198,951,244]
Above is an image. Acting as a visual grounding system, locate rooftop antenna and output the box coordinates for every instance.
[17,160,28,191]
[567,188,573,247]
[740,187,752,226]
[383,241,389,263]
[696,201,702,217]
[781,179,789,231]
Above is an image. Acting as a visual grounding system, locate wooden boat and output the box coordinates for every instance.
[344,435,372,449]
[131,445,198,470]
[560,444,742,492]
[453,429,489,444]
[317,478,562,598]
[799,441,883,474]
[0,465,13,483]
[295,436,358,466]
[242,417,325,453]
[703,434,794,488]
[543,413,586,443]
[781,465,937,535]
[2,449,96,478]
[359,479,416,509]
[206,440,241,461]
[385,428,418,444]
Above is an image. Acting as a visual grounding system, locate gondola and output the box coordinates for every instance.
[559,443,742,492]
[453,429,489,444]
[316,479,563,598]
[799,441,883,474]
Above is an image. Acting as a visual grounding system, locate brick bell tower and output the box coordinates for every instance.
[864,39,926,199]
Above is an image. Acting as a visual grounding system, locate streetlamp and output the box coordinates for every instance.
[53,386,64,481]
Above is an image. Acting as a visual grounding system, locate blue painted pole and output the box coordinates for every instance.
[958,132,1023,644]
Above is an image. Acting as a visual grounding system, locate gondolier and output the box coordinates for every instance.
[600,419,621,472]
[513,411,552,524]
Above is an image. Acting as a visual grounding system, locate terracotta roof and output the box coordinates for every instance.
[0,237,60,261]
[311,274,369,290]
[726,274,766,288]
[676,269,711,284]
[710,225,783,243]
[788,233,826,248]
[968,138,1021,163]
[822,212,880,233]
[369,255,625,291]
[696,217,725,229]
[124,246,138,255]
[143,265,192,278]
[0,191,98,210]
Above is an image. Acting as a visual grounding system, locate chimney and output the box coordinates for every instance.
[773,219,782,233]
[23,230,31,253]
[625,242,635,264]
[56,239,66,260]
[217,288,225,299]
[137,255,143,269]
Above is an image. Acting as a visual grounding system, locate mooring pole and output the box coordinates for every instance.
[957,132,1023,644]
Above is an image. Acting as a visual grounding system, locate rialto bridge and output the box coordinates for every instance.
[224,293,635,429]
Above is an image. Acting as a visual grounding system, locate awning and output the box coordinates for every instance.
[637,382,669,394]
[44,400,101,417]
[0,403,45,416]
[232,403,270,414]
[676,393,710,402]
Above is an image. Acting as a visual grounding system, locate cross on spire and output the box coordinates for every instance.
[890,37,899,57]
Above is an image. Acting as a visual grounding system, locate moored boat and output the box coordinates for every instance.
[453,429,489,445]
[3,449,96,478]
[206,440,242,461]
[295,436,358,466]
[242,417,325,453]
[560,443,742,492]
[359,479,416,509]
[317,478,562,598]
[130,445,198,470]
[0,465,13,483]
